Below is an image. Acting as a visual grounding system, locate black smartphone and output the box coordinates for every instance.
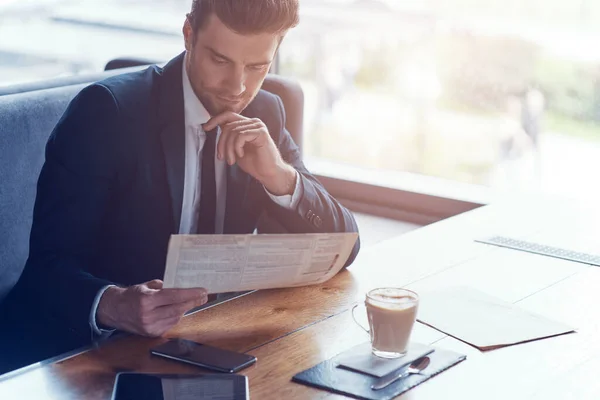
[150,339,257,373]
[111,372,249,400]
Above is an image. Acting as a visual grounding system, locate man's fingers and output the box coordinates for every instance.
[216,126,229,163]
[226,128,238,165]
[151,288,208,308]
[145,279,163,290]
[138,295,208,334]
[223,122,262,161]
[187,294,209,310]
[217,125,239,165]
[202,112,247,132]
[152,297,205,320]
[230,121,262,135]
[223,119,255,130]
[234,133,245,158]
[152,302,188,321]
[234,130,261,158]
[216,123,238,161]
[217,120,254,161]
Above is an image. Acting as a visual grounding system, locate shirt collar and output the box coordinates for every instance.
[182,52,211,128]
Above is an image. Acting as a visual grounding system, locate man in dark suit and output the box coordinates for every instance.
[0,0,359,372]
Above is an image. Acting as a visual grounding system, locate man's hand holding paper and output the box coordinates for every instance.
[97,280,209,337]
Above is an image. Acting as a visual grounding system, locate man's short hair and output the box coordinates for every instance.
[187,0,299,35]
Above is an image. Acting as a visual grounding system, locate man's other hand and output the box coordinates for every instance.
[203,112,296,196]
[96,280,208,337]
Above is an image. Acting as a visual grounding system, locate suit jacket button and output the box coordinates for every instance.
[306,210,314,219]
[314,216,322,228]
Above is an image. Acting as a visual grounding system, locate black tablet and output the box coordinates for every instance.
[111,372,249,400]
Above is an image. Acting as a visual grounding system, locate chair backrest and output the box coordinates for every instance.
[260,74,304,154]
[0,83,91,303]
[0,67,304,304]
[0,66,145,97]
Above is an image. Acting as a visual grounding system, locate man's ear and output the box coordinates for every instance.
[183,18,194,51]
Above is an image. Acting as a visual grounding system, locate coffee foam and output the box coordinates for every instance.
[367,294,417,310]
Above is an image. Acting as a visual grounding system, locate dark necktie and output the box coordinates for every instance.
[197,128,217,234]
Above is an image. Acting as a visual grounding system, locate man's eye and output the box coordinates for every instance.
[213,57,227,64]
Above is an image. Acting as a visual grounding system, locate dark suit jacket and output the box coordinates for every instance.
[10,53,360,345]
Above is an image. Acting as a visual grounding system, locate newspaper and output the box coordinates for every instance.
[163,232,358,293]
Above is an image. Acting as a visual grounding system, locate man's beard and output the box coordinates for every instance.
[195,86,251,116]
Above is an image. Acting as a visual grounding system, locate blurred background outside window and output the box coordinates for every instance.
[1,0,599,201]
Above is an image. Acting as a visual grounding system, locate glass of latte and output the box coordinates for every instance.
[352,288,419,359]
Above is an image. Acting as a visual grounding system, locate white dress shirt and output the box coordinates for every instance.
[89,54,302,336]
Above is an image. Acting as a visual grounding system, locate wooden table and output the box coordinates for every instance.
[2,196,600,399]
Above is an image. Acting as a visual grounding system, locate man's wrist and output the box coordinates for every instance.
[261,163,297,196]
[97,285,124,330]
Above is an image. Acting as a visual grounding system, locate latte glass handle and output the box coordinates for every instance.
[351,303,370,334]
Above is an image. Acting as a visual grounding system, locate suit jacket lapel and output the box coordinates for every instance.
[158,52,186,232]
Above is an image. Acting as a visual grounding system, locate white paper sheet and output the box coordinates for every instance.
[162,232,358,293]
[417,286,575,351]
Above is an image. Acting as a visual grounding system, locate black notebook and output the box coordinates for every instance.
[293,343,466,400]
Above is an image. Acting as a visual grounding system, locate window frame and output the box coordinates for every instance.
[307,159,485,225]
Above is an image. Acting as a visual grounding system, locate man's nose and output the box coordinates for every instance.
[224,67,246,97]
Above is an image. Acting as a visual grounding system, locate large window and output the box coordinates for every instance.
[1,0,598,209]
[279,0,600,202]
[0,0,187,84]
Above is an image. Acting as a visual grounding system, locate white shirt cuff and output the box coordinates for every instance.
[266,170,302,209]
[90,284,117,336]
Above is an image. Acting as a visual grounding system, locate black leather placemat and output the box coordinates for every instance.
[292,344,466,400]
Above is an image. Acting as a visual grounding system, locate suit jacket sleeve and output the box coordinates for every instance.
[17,84,122,337]
[264,96,360,267]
